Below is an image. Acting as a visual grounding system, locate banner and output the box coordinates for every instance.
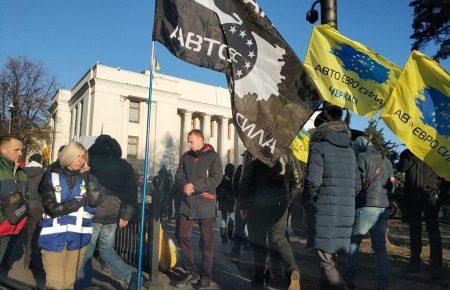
[153,0,322,166]
[381,50,450,180]
[305,24,401,118]
[290,128,310,163]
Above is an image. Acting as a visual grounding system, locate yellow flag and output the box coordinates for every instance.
[381,51,450,181]
[290,128,310,163]
[305,24,402,118]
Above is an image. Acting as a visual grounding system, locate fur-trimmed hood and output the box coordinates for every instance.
[310,121,351,148]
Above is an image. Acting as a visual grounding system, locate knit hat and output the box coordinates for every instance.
[29,153,42,164]
[314,105,343,127]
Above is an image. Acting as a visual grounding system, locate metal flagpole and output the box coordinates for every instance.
[137,40,156,290]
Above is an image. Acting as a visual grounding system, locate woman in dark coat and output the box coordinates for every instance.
[302,106,361,290]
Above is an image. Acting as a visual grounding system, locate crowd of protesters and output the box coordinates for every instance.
[0,107,449,290]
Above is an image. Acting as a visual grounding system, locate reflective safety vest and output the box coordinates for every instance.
[38,172,95,252]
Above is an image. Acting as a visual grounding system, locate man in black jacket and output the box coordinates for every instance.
[77,135,141,289]
[175,129,222,289]
[239,148,303,290]
[398,149,445,279]
[344,136,394,290]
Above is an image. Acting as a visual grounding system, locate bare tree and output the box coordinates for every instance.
[0,56,57,152]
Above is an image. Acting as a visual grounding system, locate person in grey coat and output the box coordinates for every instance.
[175,129,222,289]
[302,106,361,290]
[344,136,394,290]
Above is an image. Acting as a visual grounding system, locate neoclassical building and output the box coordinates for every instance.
[50,63,244,174]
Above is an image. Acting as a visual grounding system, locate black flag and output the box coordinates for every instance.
[153,0,322,166]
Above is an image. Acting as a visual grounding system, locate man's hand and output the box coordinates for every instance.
[240,209,249,220]
[118,218,129,229]
[183,183,195,196]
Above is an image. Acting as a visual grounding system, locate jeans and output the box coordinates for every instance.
[344,207,389,290]
[78,223,134,284]
[247,204,299,278]
[406,201,442,267]
[177,215,214,280]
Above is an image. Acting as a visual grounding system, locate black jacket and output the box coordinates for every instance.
[24,161,46,211]
[88,135,138,224]
[175,144,223,219]
[397,149,445,205]
[39,162,105,218]
[303,121,361,254]
[356,146,394,208]
[239,149,303,211]
[217,175,234,212]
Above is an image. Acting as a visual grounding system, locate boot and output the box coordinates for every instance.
[288,271,300,290]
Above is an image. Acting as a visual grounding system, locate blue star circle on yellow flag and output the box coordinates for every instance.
[331,43,390,84]
[415,87,450,137]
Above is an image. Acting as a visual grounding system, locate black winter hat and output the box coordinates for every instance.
[29,153,42,164]
[314,105,343,127]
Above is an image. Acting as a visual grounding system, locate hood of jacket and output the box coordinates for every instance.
[187,144,216,159]
[311,121,351,148]
[88,135,122,157]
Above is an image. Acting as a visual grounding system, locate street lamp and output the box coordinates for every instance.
[8,102,14,134]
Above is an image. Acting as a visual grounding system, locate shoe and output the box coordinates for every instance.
[288,271,300,290]
[250,276,266,289]
[225,251,241,262]
[402,262,421,274]
[176,273,199,288]
[429,267,444,280]
[192,279,211,289]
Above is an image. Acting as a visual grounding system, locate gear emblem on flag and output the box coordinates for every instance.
[416,86,450,137]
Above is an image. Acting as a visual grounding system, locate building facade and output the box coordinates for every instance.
[50,64,244,174]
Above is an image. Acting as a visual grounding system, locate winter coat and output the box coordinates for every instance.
[88,135,138,224]
[239,149,303,211]
[39,162,105,219]
[355,146,394,208]
[303,121,361,254]
[397,149,445,205]
[175,144,222,219]
[217,175,235,212]
[0,155,27,223]
[23,161,45,211]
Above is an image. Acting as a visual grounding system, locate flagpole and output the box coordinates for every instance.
[137,40,156,290]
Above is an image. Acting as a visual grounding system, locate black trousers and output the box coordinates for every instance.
[247,203,299,278]
[406,202,442,267]
[231,203,248,254]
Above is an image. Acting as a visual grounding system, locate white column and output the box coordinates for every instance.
[233,123,241,165]
[181,110,192,151]
[202,114,211,143]
[76,102,82,139]
[219,116,228,164]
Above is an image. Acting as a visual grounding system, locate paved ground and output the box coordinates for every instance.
[0,217,449,290]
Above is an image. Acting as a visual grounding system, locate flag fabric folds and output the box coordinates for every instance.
[305,24,401,118]
[289,128,310,163]
[153,0,322,166]
[381,50,450,181]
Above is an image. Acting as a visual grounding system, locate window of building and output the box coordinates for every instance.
[74,107,78,137]
[227,149,232,164]
[129,101,140,123]
[127,136,139,159]
[228,120,232,140]
[70,109,75,139]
